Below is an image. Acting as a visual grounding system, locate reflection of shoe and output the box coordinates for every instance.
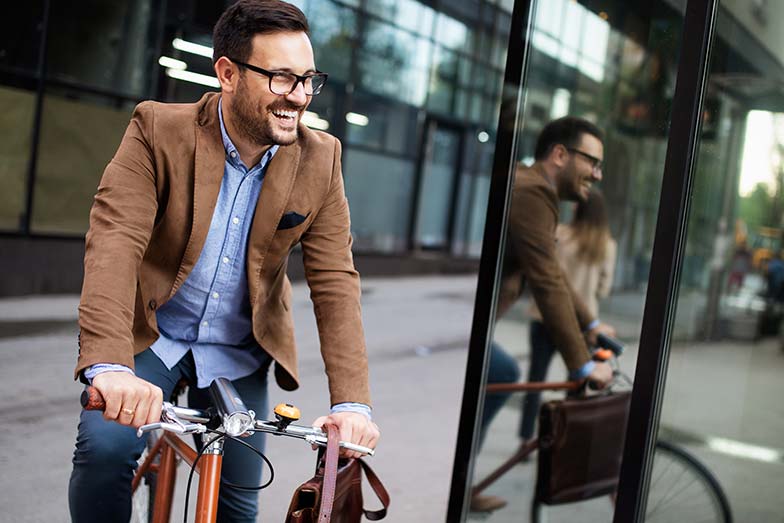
[470,494,508,512]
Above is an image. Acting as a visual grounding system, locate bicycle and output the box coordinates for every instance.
[473,335,733,523]
[81,377,376,523]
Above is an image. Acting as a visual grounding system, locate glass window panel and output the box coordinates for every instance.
[0,86,36,231]
[342,148,415,252]
[307,0,356,82]
[0,0,44,73]
[365,0,435,36]
[414,125,460,248]
[47,0,153,97]
[535,0,565,38]
[427,77,453,115]
[433,46,459,78]
[435,13,468,51]
[462,1,690,520]
[358,22,430,106]
[31,90,135,234]
[581,14,611,65]
[561,0,583,50]
[533,31,560,59]
[492,36,508,69]
[652,2,784,521]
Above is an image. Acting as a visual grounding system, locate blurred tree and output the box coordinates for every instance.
[738,182,775,230]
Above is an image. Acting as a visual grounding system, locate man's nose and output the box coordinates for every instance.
[592,167,603,181]
[285,81,308,105]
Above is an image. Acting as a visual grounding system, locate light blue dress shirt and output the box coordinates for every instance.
[86,98,370,419]
[148,99,277,388]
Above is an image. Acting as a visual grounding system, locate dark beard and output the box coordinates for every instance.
[230,77,302,147]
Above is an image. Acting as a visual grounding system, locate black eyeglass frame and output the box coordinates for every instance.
[229,58,328,96]
[566,146,603,172]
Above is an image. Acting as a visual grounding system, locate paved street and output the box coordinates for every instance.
[0,276,476,523]
[1,275,782,522]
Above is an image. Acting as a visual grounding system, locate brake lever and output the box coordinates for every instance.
[136,421,207,437]
[303,433,375,456]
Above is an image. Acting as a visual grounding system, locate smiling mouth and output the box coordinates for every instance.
[271,108,299,123]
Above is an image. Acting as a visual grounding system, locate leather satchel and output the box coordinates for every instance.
[535,391,631,505]
[286,424,390,522]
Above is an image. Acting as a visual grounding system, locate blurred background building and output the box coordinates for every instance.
[2,0,783,343]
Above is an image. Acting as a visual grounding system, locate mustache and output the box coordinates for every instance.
[268,101,305,112]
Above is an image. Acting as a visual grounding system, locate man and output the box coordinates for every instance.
[472,117,615,512]
[68,2,379,521]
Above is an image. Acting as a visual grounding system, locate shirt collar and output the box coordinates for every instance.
[218,97,278,170]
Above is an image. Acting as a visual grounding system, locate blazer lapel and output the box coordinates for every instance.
[247,142,301,305]
[169,96,224,299]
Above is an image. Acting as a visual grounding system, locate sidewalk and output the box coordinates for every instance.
[1,276,781,522]
[0,275,477,523]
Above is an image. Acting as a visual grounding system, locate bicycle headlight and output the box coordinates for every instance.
[223,412,254,437]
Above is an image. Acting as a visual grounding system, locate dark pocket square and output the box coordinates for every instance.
[277,211,310,230]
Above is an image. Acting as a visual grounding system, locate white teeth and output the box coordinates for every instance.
[272,110,297,119]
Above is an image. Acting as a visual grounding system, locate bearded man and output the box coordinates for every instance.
[68,2,379,521]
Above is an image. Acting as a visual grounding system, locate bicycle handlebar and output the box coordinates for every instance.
[81,385,375,456]
[596,333,624,356]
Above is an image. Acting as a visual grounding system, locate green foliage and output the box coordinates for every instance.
[738,183,776,230]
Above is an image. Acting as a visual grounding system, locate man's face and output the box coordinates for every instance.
[229,31,315,147]
[557,133,603,202]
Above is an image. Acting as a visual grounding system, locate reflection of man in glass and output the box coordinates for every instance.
[473,117,616,512]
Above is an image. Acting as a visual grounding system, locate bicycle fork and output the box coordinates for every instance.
[146,433,225,523]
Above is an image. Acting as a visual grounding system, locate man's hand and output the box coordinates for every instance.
[91,372,163,429]
[586,322,617,347]
[587,361,614,389]
[312,411,380,459]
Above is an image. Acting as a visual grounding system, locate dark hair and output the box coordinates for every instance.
[534,116,603,161]
[212,0,309,64]
[569,188,611,264]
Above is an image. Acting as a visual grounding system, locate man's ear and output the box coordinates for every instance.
[550,143,569,168]
[214,56,239,93]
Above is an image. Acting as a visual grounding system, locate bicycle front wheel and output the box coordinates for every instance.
[645,440,732,523]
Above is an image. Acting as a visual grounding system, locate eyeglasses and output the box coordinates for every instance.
[229,58,328,96]
[566,147,603,173]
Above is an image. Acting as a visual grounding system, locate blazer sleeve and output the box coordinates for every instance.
[299,138,371,407]
[507,179,592,371]
[75,102,158,379]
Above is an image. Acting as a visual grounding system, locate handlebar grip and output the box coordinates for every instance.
[596,333,624,356]
[81,386,106,411]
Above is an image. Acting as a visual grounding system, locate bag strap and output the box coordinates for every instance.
[317,424,340,523]
[357,459,391,520]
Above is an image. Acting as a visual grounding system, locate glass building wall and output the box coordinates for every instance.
[456,0,784,521]
[1,0,513,261]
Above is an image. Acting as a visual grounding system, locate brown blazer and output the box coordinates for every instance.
[498,164,594,371]
[75,92,370,406]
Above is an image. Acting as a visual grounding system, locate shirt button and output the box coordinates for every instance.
[230,151,237,158]
[202,321,209,327]
[222,257,229,264]
[212,292,219,299]
[232,217,240,225]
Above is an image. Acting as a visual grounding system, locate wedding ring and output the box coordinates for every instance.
[121,408,135,416]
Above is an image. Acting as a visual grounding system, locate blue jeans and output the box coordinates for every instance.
[519,321,556,439]
[69,349,269,523]
[479,342,520,448]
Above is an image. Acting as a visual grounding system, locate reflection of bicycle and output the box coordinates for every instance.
[473,336,732,523]
[82,378,375,523]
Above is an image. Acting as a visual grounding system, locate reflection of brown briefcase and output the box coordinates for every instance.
[536,391,631,504]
